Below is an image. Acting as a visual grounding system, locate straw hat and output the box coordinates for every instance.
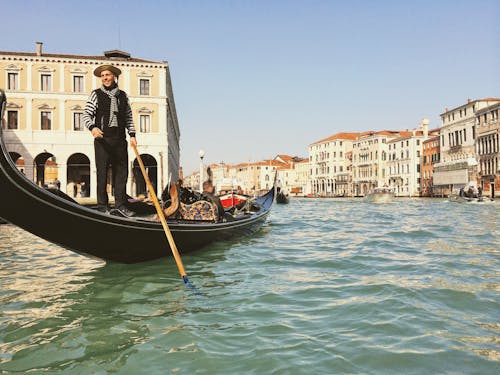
[93,64,122,77]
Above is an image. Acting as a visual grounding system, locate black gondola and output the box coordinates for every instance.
[0,90,274,263]
[276,188,289,204]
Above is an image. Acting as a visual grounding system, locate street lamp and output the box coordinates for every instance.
[198,149,205,192]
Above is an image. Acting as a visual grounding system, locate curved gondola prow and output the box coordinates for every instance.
[0,90,6,139]
[0,90,19,179]
[0,90,5,120]
[273,170,278,202]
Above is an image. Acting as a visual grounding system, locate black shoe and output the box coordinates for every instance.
[97,205,109,214]
[111,206,136,218]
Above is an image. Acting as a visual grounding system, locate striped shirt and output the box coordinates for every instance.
[83,89,136,137]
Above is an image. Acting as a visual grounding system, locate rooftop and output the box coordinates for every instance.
[0,45,163,64]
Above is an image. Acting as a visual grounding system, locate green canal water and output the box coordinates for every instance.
[0,198,499,374]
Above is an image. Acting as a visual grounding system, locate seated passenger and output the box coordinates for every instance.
[202,180,225,221]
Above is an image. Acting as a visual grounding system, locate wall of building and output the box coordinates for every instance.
[1,46,180,203]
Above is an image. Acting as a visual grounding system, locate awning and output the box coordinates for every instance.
[433,168,468,185]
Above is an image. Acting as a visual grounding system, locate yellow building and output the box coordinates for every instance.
[1,42,180,201]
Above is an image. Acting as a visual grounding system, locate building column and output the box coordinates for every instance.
[59,162,67,193]
[27,62,32,91]
[59,99,65,132]
[26,99,32,130]
[59,63,64,92]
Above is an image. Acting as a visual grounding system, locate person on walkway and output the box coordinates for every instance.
[83,64,136,216]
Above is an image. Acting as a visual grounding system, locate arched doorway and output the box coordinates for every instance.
[67,153,91,197]
[133,154,157,197]
[8,152,26,175]
[34,152,57,188]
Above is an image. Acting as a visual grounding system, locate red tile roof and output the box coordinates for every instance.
[310,132,360,145]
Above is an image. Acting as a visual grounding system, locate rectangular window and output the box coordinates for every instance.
[41,74,51,91]
[73,75,84,93]
[73,113,84,131]
[7,111,18,129]
[139,79,150,95]
[140,114,151,133]
[463,129,466,142]
[8,73,18,90]
[41,111,51,130]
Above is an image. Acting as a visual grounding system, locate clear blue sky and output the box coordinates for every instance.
[2,0,499,174]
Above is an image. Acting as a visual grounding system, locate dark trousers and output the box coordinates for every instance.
[94,138,128,209]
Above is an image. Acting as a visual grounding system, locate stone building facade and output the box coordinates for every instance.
[1,42,180,201]
[433,98,500,196]
[475,102,500,198]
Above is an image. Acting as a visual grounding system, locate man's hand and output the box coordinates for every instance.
[91,127,103,139]
[130,137,137,147]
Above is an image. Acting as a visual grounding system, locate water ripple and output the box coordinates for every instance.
[0,198,499,374]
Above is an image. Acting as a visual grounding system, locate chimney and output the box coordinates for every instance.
[467,98,472,103]
[421,118,429,138]
[36,41,43,56]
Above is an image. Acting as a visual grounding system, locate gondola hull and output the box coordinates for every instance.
[276,191,289,204]
[0,91,274,263]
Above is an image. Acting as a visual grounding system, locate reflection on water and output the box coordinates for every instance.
[0,199,499,373]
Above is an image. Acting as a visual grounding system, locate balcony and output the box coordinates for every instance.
[449,145,462,153]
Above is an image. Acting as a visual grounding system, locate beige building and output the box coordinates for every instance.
[475,101,500,198]
[275,156,309,196]
[309,132,359,197]
[387,119,431,197]
[433,98,500,195]
[352,130,402,196]
[1,42,180,201]
[184,155,298,195]
[290,158,311,196]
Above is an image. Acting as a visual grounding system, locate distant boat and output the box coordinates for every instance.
[276,189,289,204]
[449,192,494,204]
[449,184,494,204]
[218,192,248,209]
[364,187,394,203]
[216,177,249,208]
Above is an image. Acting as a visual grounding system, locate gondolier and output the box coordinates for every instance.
[83,64,137,216]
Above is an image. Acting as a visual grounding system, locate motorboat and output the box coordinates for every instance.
[364,187,395,203]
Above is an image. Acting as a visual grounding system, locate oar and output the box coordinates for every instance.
[132,144,193,287]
